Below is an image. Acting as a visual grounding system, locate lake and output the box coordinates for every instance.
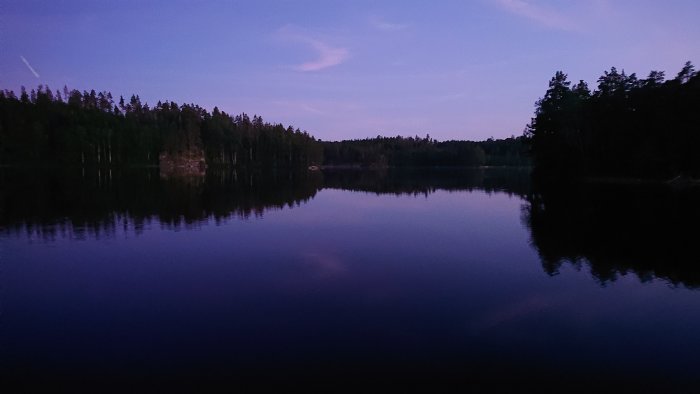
[2,167,699,392]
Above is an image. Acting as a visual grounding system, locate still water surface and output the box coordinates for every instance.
[1,168,699,390]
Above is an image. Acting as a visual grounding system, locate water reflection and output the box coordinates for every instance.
[322,167,531,196]
[523,182,700,288]
[0,167,528,238]
[3,168,700,390]
[4,167,700,288]
[0,168,322,238]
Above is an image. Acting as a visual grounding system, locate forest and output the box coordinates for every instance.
[526,61,700,179]
[0,86,323,169]
[0,86,528,170]
[322,135,528,167]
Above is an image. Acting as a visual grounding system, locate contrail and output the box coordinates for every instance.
[20,55,40,78]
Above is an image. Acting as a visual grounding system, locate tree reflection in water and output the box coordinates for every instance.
[3,167,699,288]
[523,181,700,288]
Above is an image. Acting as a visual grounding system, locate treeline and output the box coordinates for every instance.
[0,85,528,170]
[526,61,700,179]
[0,86,322,168]
[323,135,529,167]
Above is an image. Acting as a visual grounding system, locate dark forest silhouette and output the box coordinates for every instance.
[323,136,528,168]
[0,86,528,169]
[526,61,700,179]
[520,60,700,289]
[0,86,322,169]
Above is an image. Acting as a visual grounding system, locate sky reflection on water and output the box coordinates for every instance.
[1,169,699,390]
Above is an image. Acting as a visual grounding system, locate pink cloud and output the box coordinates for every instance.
[296,38,350,72]
[277,26,349,72]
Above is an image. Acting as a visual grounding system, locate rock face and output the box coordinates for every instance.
[159,149,207,178]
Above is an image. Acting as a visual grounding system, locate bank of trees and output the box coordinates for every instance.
[323,135,528,167]
[0,85,528,170]
[0,86,322,168]
[526,61,700,179]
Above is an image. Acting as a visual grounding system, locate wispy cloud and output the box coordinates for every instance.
[20,55,40,78]
[369,15,408,32]
[296,39,349,71]
[278,26,349,72]
[492,0,578,31]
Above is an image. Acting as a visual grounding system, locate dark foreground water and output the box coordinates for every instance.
[1,168,700,392]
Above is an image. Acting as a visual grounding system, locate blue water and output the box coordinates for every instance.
[2,169,699,391]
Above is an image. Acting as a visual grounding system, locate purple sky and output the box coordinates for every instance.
[2,0,699,141]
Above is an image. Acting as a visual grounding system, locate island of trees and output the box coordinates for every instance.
[0,86,528,171]
[526,61,700,180]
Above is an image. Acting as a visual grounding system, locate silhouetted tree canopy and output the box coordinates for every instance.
[0,86,322,169]
[526,61,700,179]
[0,86,529,169]
[322,135,528,168]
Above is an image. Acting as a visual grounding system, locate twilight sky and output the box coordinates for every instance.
[2,0,699,141]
